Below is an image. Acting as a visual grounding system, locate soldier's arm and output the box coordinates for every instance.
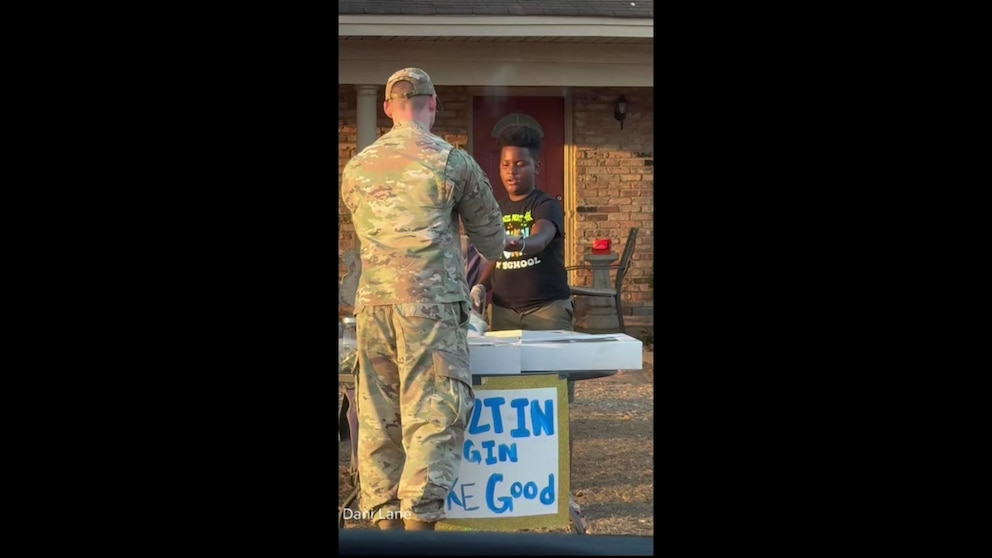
[340,159,356,214]
[449,149,505,261]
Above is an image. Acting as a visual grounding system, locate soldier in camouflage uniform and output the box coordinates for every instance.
[340,68,506,531]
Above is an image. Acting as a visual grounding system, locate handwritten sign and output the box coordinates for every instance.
[439,374,570,531]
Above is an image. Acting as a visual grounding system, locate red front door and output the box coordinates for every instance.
[472,96,565,207]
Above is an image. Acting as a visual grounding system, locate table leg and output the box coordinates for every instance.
[565,388,589,535]
[569,494,589,534]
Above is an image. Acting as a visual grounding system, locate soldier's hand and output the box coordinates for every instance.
[470,284,486,312]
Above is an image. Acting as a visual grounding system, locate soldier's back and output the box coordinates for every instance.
[341,123,468,310]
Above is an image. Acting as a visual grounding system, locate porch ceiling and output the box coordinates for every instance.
[340,14,652,39]
[339,38,653,87]
[338,0,654,18]
[339,36,652,44]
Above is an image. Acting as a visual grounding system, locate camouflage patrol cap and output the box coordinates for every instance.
[385,67,436,101]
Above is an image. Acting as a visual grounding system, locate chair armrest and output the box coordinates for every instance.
[570,286,616,297]
[565,264,621,272]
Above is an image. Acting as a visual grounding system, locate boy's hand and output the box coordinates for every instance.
[504,234,523,252]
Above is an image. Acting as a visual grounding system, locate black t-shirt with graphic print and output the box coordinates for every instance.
[491,189,570,313]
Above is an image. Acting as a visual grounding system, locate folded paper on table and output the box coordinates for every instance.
[468,330,642,375]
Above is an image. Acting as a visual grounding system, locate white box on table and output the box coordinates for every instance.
[467,335,522,375]
[478,329,643,372]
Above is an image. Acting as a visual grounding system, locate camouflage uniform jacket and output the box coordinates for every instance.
[341,121,505,312]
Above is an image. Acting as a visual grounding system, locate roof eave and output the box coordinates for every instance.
[338,14,654,38]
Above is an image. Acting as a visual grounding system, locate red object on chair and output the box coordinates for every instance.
[592,238,611,254]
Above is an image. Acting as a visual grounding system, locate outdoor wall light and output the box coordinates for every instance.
[614,95,629,130]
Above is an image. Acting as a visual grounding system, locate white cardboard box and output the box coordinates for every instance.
[467,335,522,375]
[468,330,643,374]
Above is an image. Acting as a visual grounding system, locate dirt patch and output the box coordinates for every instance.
[338,348,654,536]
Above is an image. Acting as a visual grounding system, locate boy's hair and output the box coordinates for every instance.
[496,125,541,160]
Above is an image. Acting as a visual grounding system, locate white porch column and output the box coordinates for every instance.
[355,85,378,152]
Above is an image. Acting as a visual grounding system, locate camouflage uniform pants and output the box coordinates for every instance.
[354,302,475,523]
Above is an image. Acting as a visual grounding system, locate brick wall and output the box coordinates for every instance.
[571,87,654,316]
[338,85,653,318]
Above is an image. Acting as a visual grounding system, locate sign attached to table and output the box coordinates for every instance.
[439,374,570,531]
